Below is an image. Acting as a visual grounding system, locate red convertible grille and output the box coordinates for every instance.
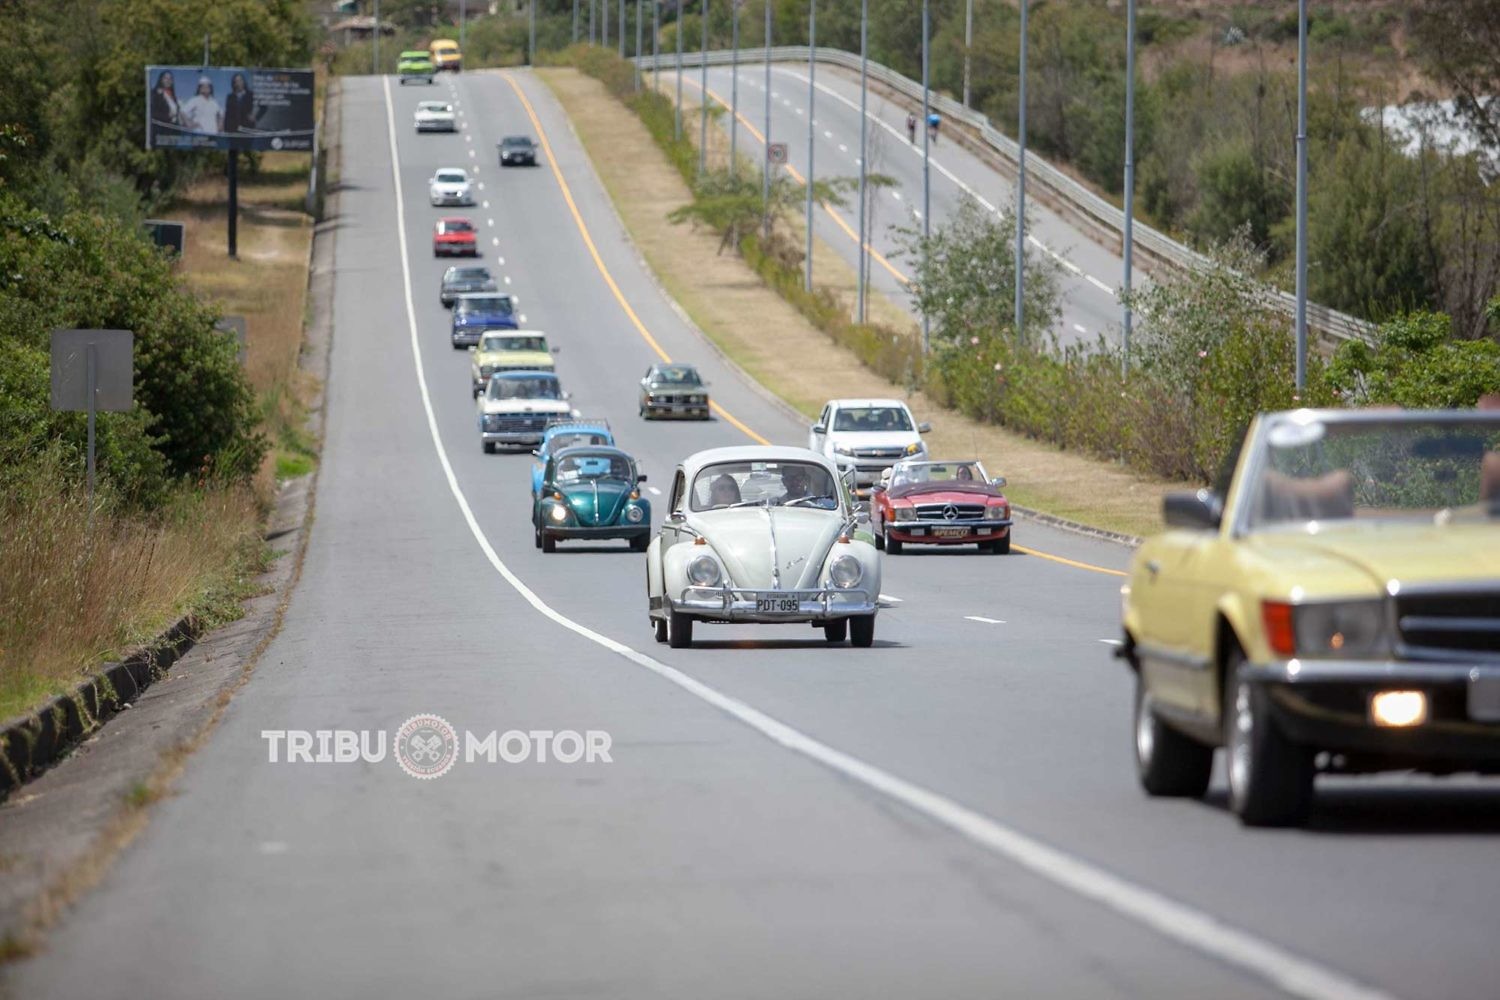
[914,503,986,521]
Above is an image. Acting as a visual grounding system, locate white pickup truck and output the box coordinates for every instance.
[808,398,930,491]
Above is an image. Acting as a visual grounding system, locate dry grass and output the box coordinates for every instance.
[540,67,1174,537]
[0,474,263,722]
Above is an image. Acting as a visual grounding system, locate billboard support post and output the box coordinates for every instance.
[50,330,134,527]
[227,149,239,258]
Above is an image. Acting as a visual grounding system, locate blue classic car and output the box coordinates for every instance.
[533,446,650,553]
[530,419,614,497]
[450,291,518,348]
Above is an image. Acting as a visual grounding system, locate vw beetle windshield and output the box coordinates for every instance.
[690,461,838,511]
[556,452,633,483]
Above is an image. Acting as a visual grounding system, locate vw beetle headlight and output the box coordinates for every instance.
[625,504,645,523]
[828,554,863,589]
[687,554,722,587]
[548,502,570,523]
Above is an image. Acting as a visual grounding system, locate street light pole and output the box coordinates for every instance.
[529,0,537,66]
[805,0,816,292]
[1014,0,1028,339]
[699,0,709,176]
[762,0,772,238]
[963,0,973,108]
[856,0,869,324]
[653,0,661,84]
[675,0,684,139]
[1294,0,1309,391]
[730,1,740,176]
[619,0,626,58]
[573,0,579,44]
[921,0,931,353]
[635,0,643,91]
[372,0,380,74]
[461,0,468,51]
[1122,0,1136,373]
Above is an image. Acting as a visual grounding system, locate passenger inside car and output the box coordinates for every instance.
[1258,469,1356,524]
[709,475,741,506]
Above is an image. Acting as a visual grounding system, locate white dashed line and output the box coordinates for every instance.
[497,256,506,265]
[838,143,848,152]
[482,200,490,209]
[965,616,1006,625]
[491,237,500,246]
[891,191,903,201]
[504,275,512,284]
[487,218,495,226]
[1060,259,1082,275]
[823,130,833,139]
[478,182,485,190]
[647,486,662,496]
[519,313,527,323]
[1098,639,1123,646]
[1086,275,1112,293]
[467,148,475,158]
[878,593,903,604]
[1073,324,1087,334]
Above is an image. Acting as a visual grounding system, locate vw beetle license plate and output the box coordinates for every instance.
[756,596,800,614]
[1468,673,1500,722]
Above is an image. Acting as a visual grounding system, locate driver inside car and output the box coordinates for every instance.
[776,465,812,504]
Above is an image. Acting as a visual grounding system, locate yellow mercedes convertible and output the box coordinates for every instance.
[1120,408,1500,826]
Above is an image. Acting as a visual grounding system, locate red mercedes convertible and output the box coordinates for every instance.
[870,459,1013,554]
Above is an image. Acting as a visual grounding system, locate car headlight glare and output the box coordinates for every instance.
[1292,600,1387,658]
[625,504,644,523]
[828,554,863,589]
[548,503,569,523]
[893,507,916,522]
[687,554,722,587]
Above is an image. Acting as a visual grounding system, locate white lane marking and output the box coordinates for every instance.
[838,143,848,152]
[913,210,923,220]
[487,218,495,226]
[478,182,486,190]
[497,256,506,265]
[965,616,1006,625]
[878,593,903,604]
[795,108,804,116]
[1087,275,1112,293]
[1099,639,1123,646]
[891,191,903,201]
[1060,259,1082,275]
[258,841,289,855]
[504,276,512,284]
[465,134,472,143]
[468,148,476,158]
[647,486,662,496]
[824,130,833,139]
[519,313,527,323]
[483,200,490,209]
[382,77,1393,1000]
[1073,324,1087,334]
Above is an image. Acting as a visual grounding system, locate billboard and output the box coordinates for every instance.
[146,66,314,151]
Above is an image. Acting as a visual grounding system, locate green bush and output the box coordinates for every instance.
[1327,312,1500,408]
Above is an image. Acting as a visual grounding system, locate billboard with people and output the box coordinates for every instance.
[146,66,314,151]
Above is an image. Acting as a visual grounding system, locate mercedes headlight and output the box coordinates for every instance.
[985,504,1007,520]
[687,554,722,587]
[893,507,916,522]
[828,554,863,589]
[548,503,570,523]
[624,504,644,523]
[1264,599,1388,658]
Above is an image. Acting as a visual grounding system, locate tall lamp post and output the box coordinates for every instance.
[675,0,685,138]
[1014,0,1029,339]
[1122,0,1136,372]
[921,0,931,353]
[855,0,869,324]
[963,0,973,108]
[699,0,710,175]
[762,0,772,237]
[805,0,817,292]
[529,0,537,66]
[1294,0,1309,390]
[730,0,740,176]
[373,0,381,74]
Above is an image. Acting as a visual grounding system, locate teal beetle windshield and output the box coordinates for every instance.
[555,451,635,483]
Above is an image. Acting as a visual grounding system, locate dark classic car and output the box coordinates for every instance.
[870,459,1012,554]
[450,292,518,348]
[499,135,539,166]
[440,265,498,308]
[533,446,650,552]
[638,363,710,420]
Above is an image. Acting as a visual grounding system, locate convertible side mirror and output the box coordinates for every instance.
[1163,489,1223,531]
[917,421,933,434]
[990,476,1007,488]
[812,424,827,435]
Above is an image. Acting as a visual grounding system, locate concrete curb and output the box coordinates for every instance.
[1011,505,1142,549]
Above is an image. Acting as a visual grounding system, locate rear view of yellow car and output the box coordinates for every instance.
[429,38,462,72]
[1120,408,1500,826]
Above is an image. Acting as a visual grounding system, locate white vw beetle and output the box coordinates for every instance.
[646,446,882,648]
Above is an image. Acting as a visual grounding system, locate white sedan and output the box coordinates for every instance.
[646,446,881,648]
[414,101,457,133]
[429,167,473,206]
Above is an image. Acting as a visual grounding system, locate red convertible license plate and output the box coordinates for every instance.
[756,596,801,614]
[933,527,971,538]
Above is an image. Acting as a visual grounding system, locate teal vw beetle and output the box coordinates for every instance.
[533,446,651,553]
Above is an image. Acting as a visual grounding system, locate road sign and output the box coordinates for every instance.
[143,219,185,258]
[50,329,134,512]
[767,142,788,165]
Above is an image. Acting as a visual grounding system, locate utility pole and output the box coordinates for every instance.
[921,0,930,353]
[372,0,380,74]
[1294,0,1309,391]
[856,0,869,324]
[619,0,626,58]
[635,0,643,91]
[573,0,579,44]
[1014,0,1028,339]
[529,0,537,66]
[730,1,740,176]
[805,0,817,292]
[963,0,973,108]
[1122,0,1136,372]
[461,0,468,50]
[653,0,661,84]
[675,0,685,138]
[762,0,772,237]
[699,0,709,175]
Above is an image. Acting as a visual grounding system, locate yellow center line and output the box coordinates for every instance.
[502,71,768,445]
[510,71,1126,581]
[674,74,911,287]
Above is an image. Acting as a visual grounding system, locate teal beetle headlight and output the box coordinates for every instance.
[548,502,570,523]
[625,504,645,523]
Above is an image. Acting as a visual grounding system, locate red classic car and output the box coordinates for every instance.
[870,459,1013,554]
[433,217,478,257]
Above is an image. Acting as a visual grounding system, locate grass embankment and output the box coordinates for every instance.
[537,66,1173,537]
[0,155,316,723]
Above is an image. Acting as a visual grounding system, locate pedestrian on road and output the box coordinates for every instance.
[906,112,917,144]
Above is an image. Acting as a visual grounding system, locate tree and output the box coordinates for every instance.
[1410,0,1500,159]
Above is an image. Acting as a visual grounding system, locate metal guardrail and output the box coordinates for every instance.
[639,46,1374,348]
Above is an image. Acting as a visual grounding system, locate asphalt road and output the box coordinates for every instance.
[661,58,1128,347]
[11,70,1500,1000]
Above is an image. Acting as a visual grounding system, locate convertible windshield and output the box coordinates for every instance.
[1246,415,1500,529]
[481,334,547,352]
[890,460,987,486]
[555,452,634,483]
[458,295,512,314]
[690,461,839,511]
[487,377,561,401]
[651,365,701,386]
[833,406,913,432]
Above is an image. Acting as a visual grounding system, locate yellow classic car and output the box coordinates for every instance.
[470,331,556,397]
[1120,408,1500,826]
